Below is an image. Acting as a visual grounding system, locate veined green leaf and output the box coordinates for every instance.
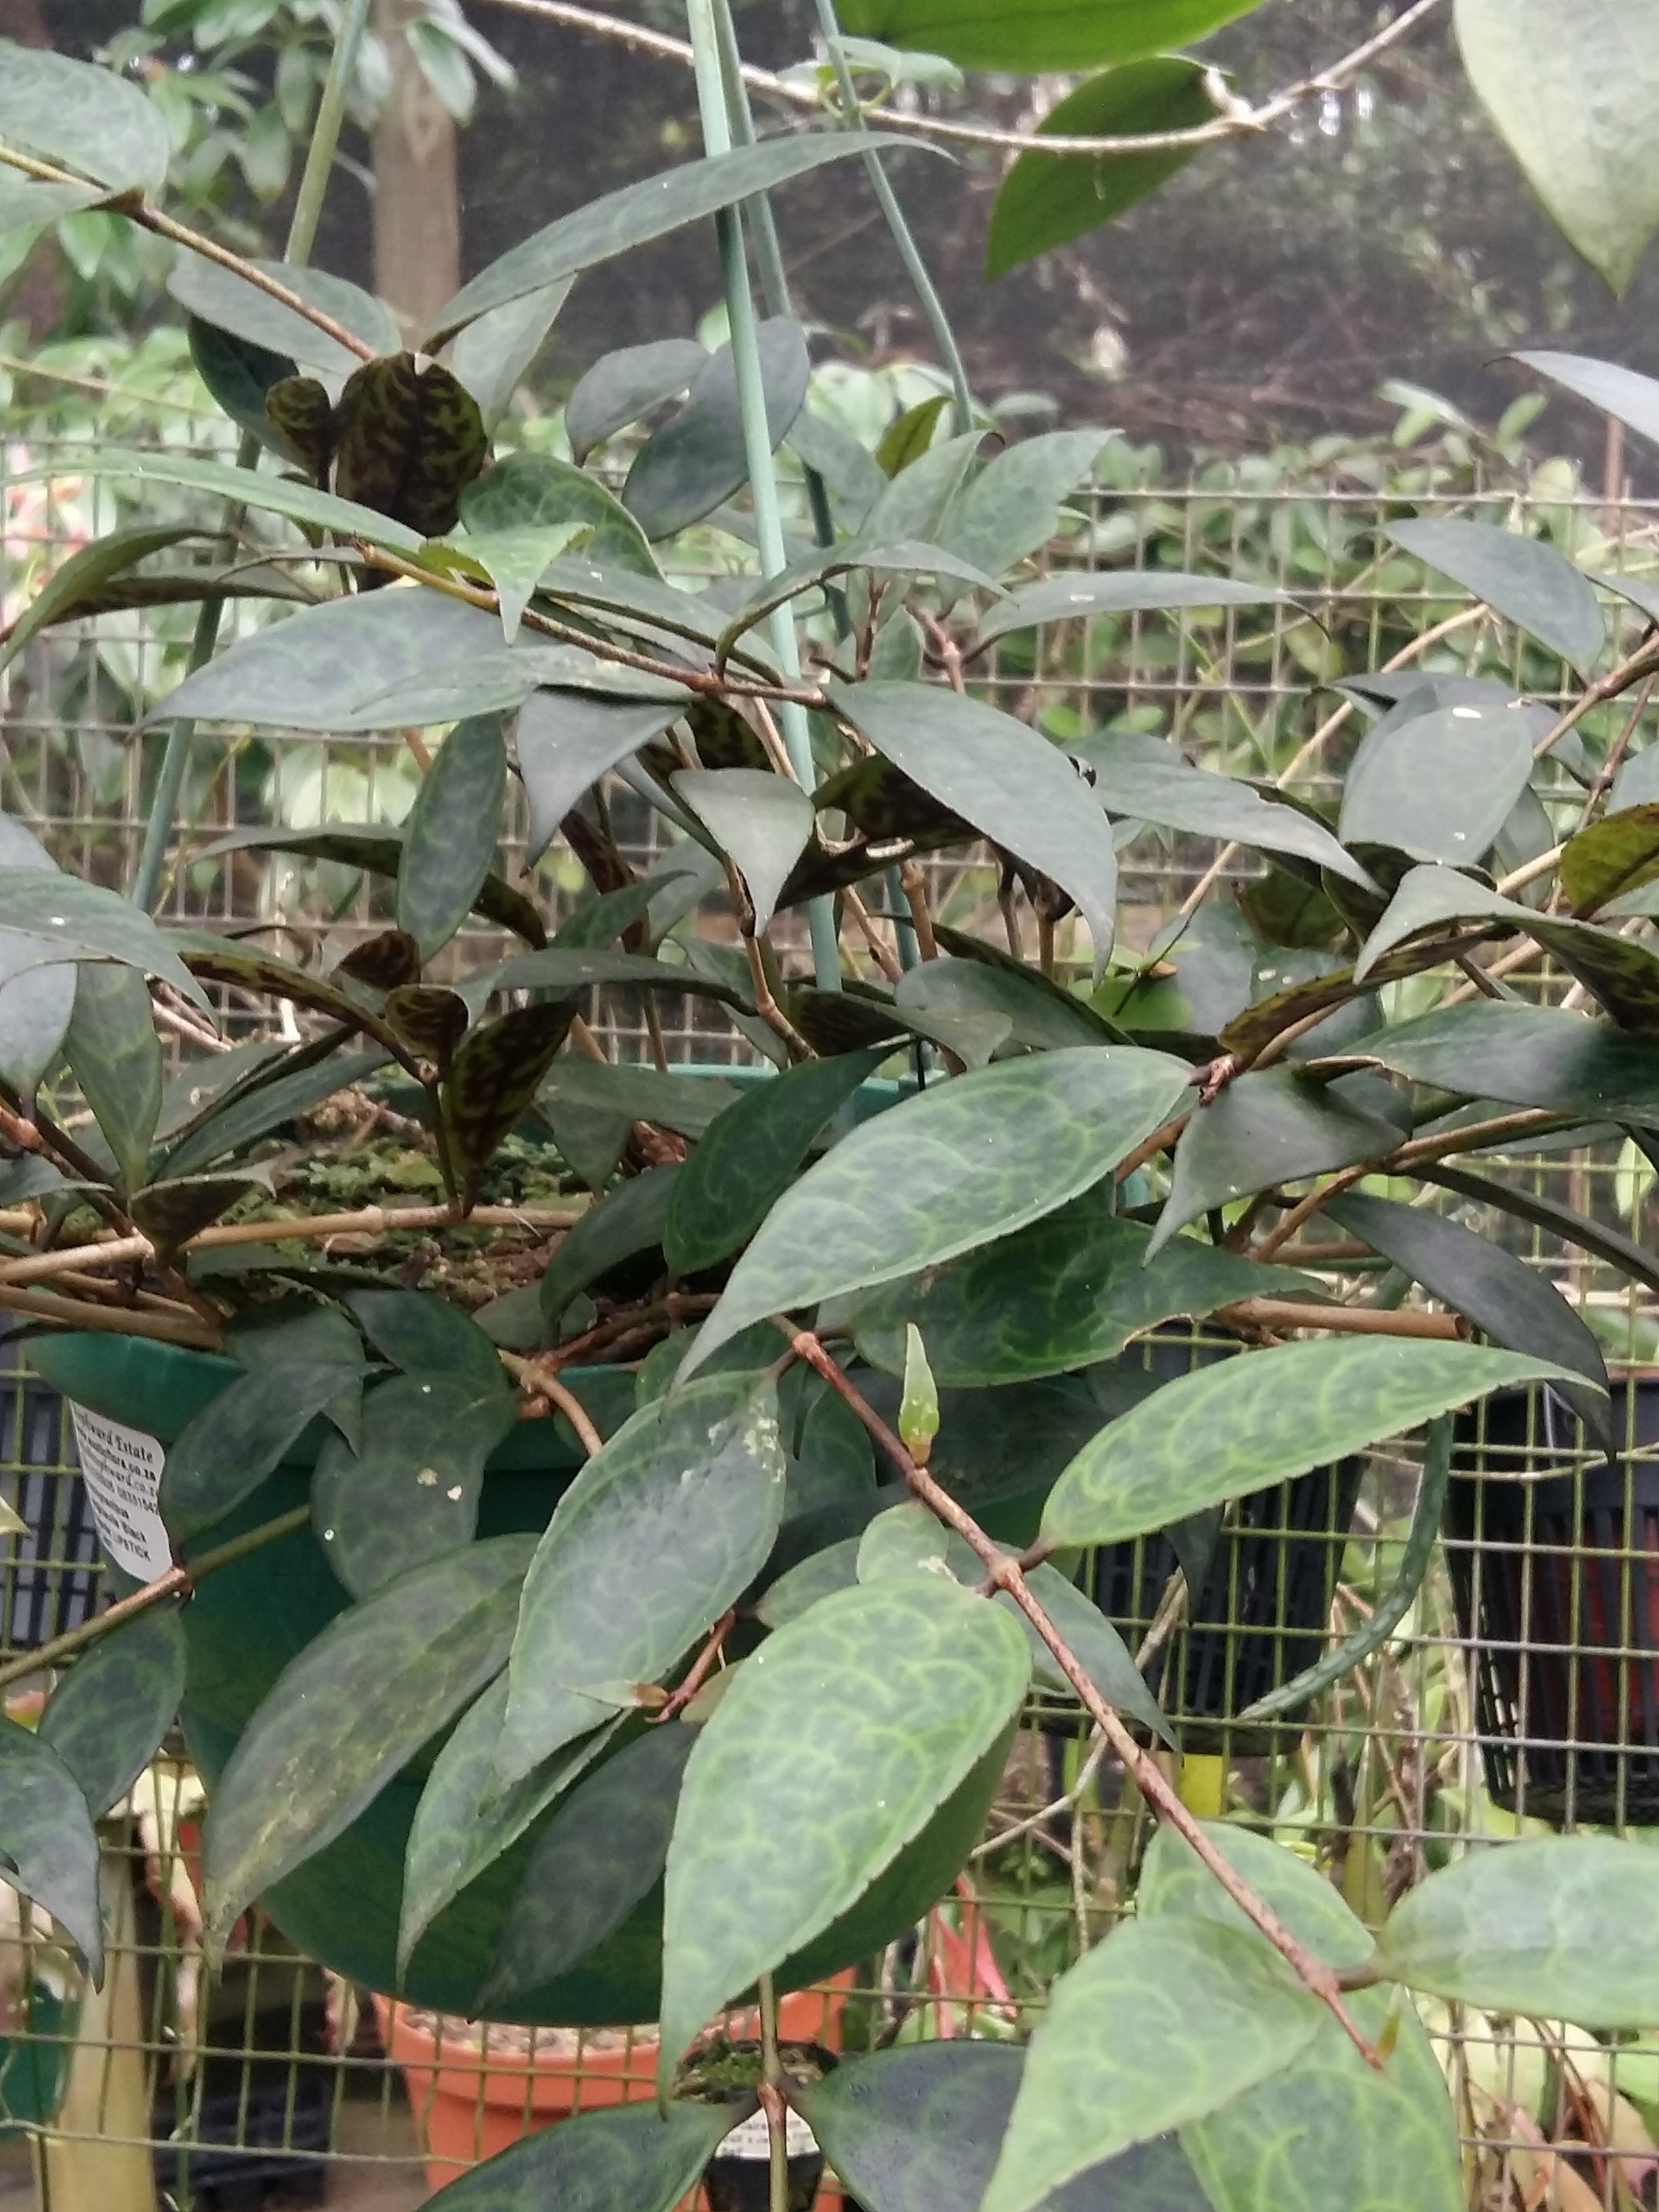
[396,713,508,958]
[64,964,162,1193]
[39,1607,186,1820]
[0,42,170,193]
[0,1717,102,1981]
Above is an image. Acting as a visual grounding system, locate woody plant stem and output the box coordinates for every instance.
[780,1323,1380,2066]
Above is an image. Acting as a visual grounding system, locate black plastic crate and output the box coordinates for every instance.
[0,1328,100,1651]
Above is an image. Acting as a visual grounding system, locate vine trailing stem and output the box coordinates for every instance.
[779,1324,1383,2068]
[476,0,1444,163]
[0,1504,312,1697]
[756,1971,790,2212]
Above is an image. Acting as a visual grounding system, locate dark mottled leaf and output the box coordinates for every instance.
[1042,1340,1567,1549]
[39,1605,186,1820]
[163,1359,372,1538]
[171,932,399,1050]
[851,1195,1312,1384]
[313,1374,518,1598]
[396,713,508,959]
[659,1575,1029,2087]
[499,1374,787,1774]
[202,1535,535,1957]
[385,985,470,1067]
[799,2043,1208,2212]
[0,1717,102,1980]
[685,1049,1191,1378]
[331,354,488,539]
[263,373,335,480]
[1561,800,1659,913]
[333,928,422,993]
[417,2100,733,2212]
[444,1002,577,1197]
[130,1170,272,1256]
[623,320,810,541]
[1152,1066,1400,1253]
[398,1670,613,1977]
[985,60,1214,280]
[482,1725,695,2002]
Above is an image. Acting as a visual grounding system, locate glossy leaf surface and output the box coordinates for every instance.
[982,1918,1324,2212]
[203,1536,535,1956]
[685,1048,1191,1377]
[831,682,1120,968]
[672,769,813,936]
[986,60,1215,279]
[1388,516,1604,670]
[1378,1836,1659,2026]
[659,1575,1029,2084]
[1338,694,1536,863]
[501,1375,787,1771]
[418,2099,733,2212]
[851,1196,1310,1385]
[1042,1340,1569,1548]
[445,1002,577,1196]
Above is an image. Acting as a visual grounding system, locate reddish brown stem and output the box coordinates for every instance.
[651,1610,735,1723]
[780,1324,1382,2066]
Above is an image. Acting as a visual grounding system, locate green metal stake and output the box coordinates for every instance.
[131,0,373,914]
[808,0,975,438]
[685,0,842,994]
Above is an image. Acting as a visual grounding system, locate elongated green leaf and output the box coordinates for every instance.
[539,1164,678,1323]
[1338,694,1536,863]
[64,964,162,1193]
[188,320,298,455]
[685,1048,1191,1378]
[347,1286,509,1399]
[313,1375,518,1597]
[859,430,985,556]
[1321,1191,1608,1429]
[1457,0,1659,294]
[1422,1159,1659,1300]
[428,136,937,345]
[167,254,399,380]
[837,0,1259,70]
[169,932,398,1052]
[227,1298,363,1443]
[715,539,1002,668]
[1153,1066,1400,1253]
[398,1671,612,1977]
[986,60,1215,280]
[0,945,75,1099]
[1075,735,1372,888]
[516,688,688,861]
[831,681,1120,969]
[202,1534,535,1957]
[1564,798,1659,913]
[445,999,576,1196]
[197,822,544,948]
[1389,516,1605,670]
[1378,1836,1659,2026]
[1141,1828,1460,2212]
[659,1575,1029,2087]
[1514,348,1659,454]
[1336,999,1659,1124]
[396,713,508,958]
[0,872,209,1009]
[798,2044,1208,2212]
[487,947,746,1008]
[982,1918,1325,2212]
[663,1052,886,1279]
[460,451,657,576]
[541,1058,738,1139]
[944,428,1108,579]
[976,571,1284,646]
[1041,1339,1570,1548]
[455,521,588,642]
[448,278,573,433]
[16,449,423,562]
[163,1359,372,1538]
[482,1725,695,2003]
[672,768,812,936]
[850,1197,1309,1385]
[567,339,708,464]
[624,319,809,541]
[418,2100,734,2212]
[787,405,888,523]
[501,1374,787,1774]
[755,1538,863,1629]
[0,525,202,680]
[39,1606,186,1819]
[0,1717,102,1980]
[0,42,170,193]
[163,1043,390,1180]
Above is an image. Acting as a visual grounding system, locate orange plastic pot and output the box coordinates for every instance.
[375,1981,850,2196]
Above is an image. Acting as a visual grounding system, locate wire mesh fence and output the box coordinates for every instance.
[4,435,1659,2210]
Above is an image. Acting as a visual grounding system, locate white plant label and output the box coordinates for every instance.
[718,2107,819,2161]
[68,1404,173,1581]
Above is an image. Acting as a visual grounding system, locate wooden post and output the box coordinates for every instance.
[371,0,462,337]
[41,1854,158,2212]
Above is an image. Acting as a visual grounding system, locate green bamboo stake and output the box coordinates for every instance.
[685,0,842,994]
[808,0,975,438]
[132,0,373,914]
